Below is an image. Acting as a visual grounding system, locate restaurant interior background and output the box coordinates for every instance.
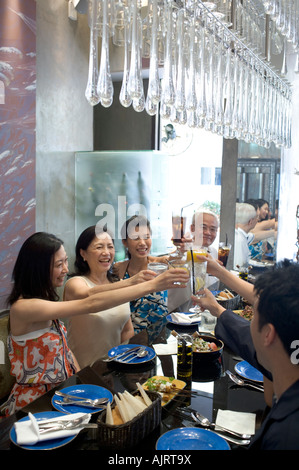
[0,0,299,308]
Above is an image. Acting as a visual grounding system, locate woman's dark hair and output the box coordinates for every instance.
[245,199,258,210]
[120,215,151,259]
[256,198,270,220]
[7,232,64,306]
[256,198,269,209]
[71,225,118,282]
[121,215,151,240]
[254,259,299,358]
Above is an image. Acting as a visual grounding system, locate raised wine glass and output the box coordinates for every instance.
[188,246,208,314]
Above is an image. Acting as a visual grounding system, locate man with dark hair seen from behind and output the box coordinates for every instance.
[193,258,299,450]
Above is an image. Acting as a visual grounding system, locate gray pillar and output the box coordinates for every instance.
[36,0,93,264]
[220,138,238,270]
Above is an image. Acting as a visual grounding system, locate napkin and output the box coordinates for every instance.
[216,409,256,435]
[170,312,200,324]
[153,342,177,355]
[14,412,91,445]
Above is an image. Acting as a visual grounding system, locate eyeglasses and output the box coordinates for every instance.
[200,224,218,234]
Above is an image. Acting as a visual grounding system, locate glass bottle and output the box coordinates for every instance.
[177,333,193,382]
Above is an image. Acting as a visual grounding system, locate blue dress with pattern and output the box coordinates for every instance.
[249,241,264,261]
[123,271,168,341]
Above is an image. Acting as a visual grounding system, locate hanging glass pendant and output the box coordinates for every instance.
[85,0,101,105]
[83,0,293,149]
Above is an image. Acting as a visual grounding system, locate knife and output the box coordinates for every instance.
[33,413,91,426]
[102,346,142,362]
[213,431,251,446]
[164,422,250,447]
[38,422,98,431]
[54,390,94,401]
[53,399,107,408]
[54,391,109,404]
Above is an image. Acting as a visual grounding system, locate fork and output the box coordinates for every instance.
[38,415,90,434]
[226,370,264,392]
[53,398,107,408]
[191,411,251,440]
[55,391,109,407]
[102,346,141,362]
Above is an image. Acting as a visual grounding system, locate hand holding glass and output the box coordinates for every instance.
[218,242,231,267]
[172,213,186,243]
[169,260,190,286]
[147,262,168,275]
[189,254,207,313]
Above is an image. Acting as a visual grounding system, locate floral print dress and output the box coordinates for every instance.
[1,320,76,417]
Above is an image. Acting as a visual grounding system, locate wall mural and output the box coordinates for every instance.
[0,0,36,308]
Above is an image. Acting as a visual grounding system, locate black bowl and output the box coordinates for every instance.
[192,334,224,362]
[192,357,223,382]
[216,293,241,310]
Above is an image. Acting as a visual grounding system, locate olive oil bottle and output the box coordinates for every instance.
[177,333,193,382]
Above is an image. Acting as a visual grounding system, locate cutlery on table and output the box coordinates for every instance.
[102,346,143,362]
[211,432,251,446]
[53,398,108,408]
[39,423,98,434]
[54,391,109,407]
[34,414,89,427]
[163,422,251,446]
[188,312,201,319]
[226,370,264,392]
[118,347,148,363]
[191,411,252,440]
[37,416,97,434]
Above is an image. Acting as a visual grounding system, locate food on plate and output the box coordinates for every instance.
[142,376,186,406]
[216,289,235,300]
[234,305,254,321]
[143,376,176,393]
[105,383,152,426]
[192,336,219,353]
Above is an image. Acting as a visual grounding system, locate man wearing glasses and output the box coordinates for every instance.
[168,209,219,312]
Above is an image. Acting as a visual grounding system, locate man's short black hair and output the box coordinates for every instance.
[254,259,299,358]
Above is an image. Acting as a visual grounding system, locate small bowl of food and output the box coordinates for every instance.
[192,334,224,362]
[214,289,240,310]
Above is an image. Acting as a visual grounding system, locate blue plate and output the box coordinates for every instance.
[235,361,263,383]
[166,312,201,326]
[10,411,78,450]
[156,427,230,450]
[52,384,113,414]
[107,344,155,364]
[211,290,221,296]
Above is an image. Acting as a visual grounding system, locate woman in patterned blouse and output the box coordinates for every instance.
[115,216,170,342]
[1,231,188,416]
